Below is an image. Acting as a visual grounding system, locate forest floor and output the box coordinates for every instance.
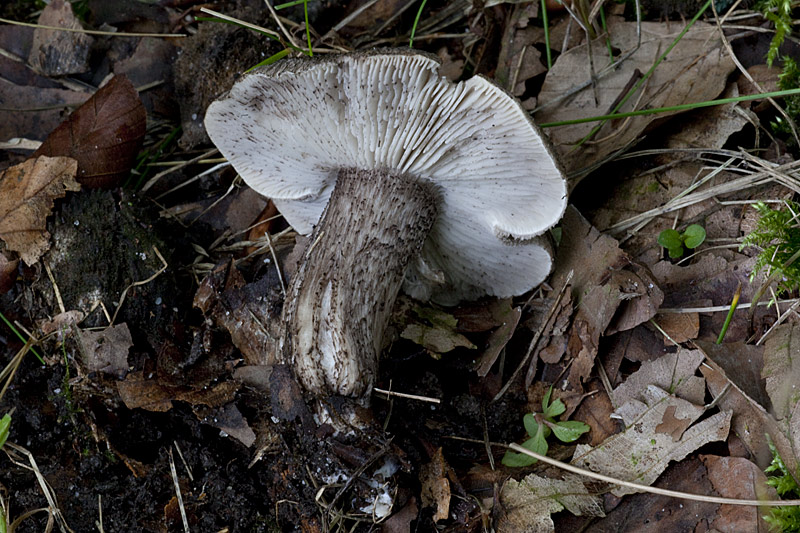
[1,0,800,531]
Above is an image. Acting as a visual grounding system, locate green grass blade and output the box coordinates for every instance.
[303,0,312,56]
[0,312,43,364]
[541,0,552,70]
[573,0,712,145]
[409,0,429,48]
[246,48,292,71]
[539,87,800,128]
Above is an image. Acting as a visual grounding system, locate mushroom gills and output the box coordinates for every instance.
[282,167,439,397]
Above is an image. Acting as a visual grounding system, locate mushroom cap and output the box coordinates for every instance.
[205,49,567,303]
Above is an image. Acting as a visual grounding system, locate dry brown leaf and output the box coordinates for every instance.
[701,455,778,532]
[699,355,796,472]
[28,0,93,76]
[0,83,90,143]
[572,385,731,497]
[762,324,800,421]
[612,348,706,408]
[77,323,133,377]
[475,305,521,376]
[536,20,735,180]
[193,403,256,447]
[495,4,545,103]
[498,474,604,533]
[0,252,18,295]
[39,310,84,335]
[419,448,451,523]
[655,405,693,442]
[652,312,699,344]
[0,156,80,265]
[117,371,239,412]
[34,75,146,189]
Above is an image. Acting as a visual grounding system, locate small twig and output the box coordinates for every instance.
[110,247,168,325]
[0,17,185,38]
[659,298,799,314]
[140,148,218,192]
[168,449,190,533]
[199,8,282,39]
[373,388,440,404]
[43,262,66,315]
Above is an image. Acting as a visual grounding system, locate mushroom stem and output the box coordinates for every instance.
[281,168,439,397]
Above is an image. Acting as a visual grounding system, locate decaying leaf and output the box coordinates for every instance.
[612,348,706,408]
[701,455,777,532]
[537,20,735,180]
[194,403,256,447]
[572,385,731,497]
[475,304,521,376]
[498,474,604,533]
[0,156,80,265]
[549,208,662,402]
[762,324,800,422]
[77,323,133,377]
[117,371,239,412]
[495,4,545,104]
[401,306,476,355]
[0,252,18,295]
[28,0,93,76]
[194,262,282,367]
[34,75,146,188]
[419,448,452,523]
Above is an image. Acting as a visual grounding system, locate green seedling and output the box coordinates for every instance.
[502,387,590,467]
[764,436,800,531]
[658,224,706,259]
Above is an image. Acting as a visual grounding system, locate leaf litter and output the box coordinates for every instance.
[1,0,800,531]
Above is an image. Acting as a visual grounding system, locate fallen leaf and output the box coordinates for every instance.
[762,324,800,422]
[28,0,93,76]
[537,20,735,181]
[495,4,545,102]
[0,82,90,142]
[194,403,256,447]
[701,455,778,532]
[77,323,133,377]
[194,262,282,367]
[419,448,451,523]
[655,405,693,442]
[699,355,797,473]
[0,252,18,295]
[401,323,475,354]
[572,385,731,497]
[612,348,706,408]
[475,305,521,376]
[39,310,84,335]
[381,497,418,533]
[34,75,146,189]
[651,312,699,344]
[498,474,604,533]
[117,371,239,412]
[579,456,718,532]
[0,156,80,265]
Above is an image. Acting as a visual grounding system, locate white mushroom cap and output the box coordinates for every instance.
[205,50,567,304]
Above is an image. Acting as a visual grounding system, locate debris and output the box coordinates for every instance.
[76,323,133,377]
[28,0,93,76]
[0,156,80,265]
[34,75,146,188]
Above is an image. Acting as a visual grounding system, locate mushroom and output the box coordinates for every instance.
[205,49,567,398]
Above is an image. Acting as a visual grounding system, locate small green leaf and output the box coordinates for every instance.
[502,422,549,467]
[0,414,10,450]
[683,224,706,249]
[523,413,539,437]
[542,385,553,413]
[544,398,566,419]
[551,420,590,443]
[658,229,682,249]
[667,246,685,259]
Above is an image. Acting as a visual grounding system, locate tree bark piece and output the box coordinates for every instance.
[282,168,439,397]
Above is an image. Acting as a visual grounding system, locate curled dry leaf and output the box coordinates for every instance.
[34,75,146,189]
[0,155,80,265]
